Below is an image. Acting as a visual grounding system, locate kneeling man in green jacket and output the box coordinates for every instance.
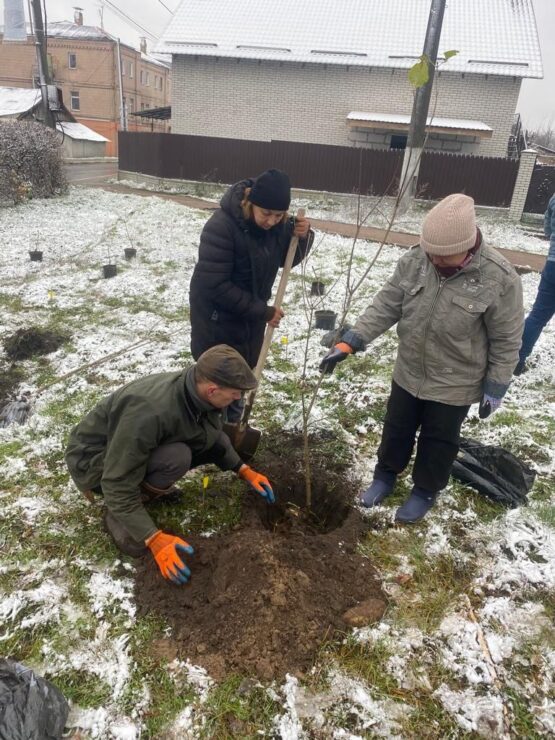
[320,194,524,523]
[65,345,273,584]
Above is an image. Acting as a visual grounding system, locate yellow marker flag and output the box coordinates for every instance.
[281,336,288,345]
[202,476,210,490]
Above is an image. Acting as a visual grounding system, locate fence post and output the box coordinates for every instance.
[508,149,537,221]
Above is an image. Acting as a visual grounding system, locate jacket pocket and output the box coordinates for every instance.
[447,295,488,338]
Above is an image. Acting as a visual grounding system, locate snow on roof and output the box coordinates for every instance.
[56,121,110,142]
[347,111,493,133]
[156,0,542,79]
[141,52,170,70]
[0,87,40,116]
[45,21,112,41]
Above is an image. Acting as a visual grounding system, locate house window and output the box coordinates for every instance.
[146,72,150,86]
[129,62,134,78]
[121,60,125,76]
[129,98,134,111]
[390,134,407,150]
[141,102,145,110]
[70,90,80,110]
[68,52,77,69]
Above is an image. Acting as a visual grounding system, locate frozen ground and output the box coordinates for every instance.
[0,186,553,738]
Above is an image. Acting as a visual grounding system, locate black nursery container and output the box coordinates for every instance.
[311,281,325,296]
[124,247,137,259]
[314,310,337,330]
[103,264,117,279]
[29,250,43,262]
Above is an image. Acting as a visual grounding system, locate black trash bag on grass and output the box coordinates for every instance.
[0,659,69,740]
[451,438,536,507]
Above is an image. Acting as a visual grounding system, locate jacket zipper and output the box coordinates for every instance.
[416,272,447,396]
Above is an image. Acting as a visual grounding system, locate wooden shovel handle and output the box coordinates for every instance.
[240,209,306,425]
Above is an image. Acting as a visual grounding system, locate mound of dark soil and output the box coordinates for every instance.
[135,440,384,680]
[3,327,69,361]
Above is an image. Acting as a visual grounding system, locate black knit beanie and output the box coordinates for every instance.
[248,169,291,211]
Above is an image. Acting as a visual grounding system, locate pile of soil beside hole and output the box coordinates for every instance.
[135,437,385,680]
[3,326,69,361]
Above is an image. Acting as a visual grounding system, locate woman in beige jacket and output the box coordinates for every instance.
[320,194,524,523]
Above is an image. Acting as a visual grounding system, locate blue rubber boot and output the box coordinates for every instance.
[360,473,397,508]
[395,486,437,523]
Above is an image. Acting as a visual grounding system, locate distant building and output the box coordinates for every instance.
[0,8,171,156]
[0,86,109,158]
[157,0,542,158]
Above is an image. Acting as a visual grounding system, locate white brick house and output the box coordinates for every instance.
[157,0,542,158]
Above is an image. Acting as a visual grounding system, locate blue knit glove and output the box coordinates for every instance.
[479,394,503,419]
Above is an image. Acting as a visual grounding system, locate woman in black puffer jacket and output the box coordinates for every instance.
[189,169,313,419]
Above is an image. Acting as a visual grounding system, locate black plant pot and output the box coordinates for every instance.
[311,281,325,296]
[103,264,117,279]
[29,250,43,262]
[315,310,337,330]
[124,247,137,259]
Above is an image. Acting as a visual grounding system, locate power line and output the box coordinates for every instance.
[102,0,158,42]
[157,0,174,13]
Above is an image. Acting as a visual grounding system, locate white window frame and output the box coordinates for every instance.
[129,62,134,78]
[68,52,77,69]
[70,90,80,110]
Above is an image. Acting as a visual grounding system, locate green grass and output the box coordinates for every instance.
[50,670,112,708]
[199,675,281,739]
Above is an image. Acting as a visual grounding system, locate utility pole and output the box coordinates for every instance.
[398,0,447,213]
[30,0,56,128]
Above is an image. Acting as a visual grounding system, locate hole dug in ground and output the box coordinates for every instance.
[134,434,386,680]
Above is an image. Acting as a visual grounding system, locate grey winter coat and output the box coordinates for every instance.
[344,241,524,405]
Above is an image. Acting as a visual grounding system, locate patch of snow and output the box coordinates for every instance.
[434,684,505,738]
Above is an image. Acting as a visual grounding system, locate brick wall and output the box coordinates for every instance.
[0,33,171,155]
[172,57,521,158]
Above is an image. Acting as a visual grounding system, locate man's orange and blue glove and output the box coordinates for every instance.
[238,464,275,503]
[146,530,194,584]
[319,342,354,374]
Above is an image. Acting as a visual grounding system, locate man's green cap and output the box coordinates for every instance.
[195,345,257,390]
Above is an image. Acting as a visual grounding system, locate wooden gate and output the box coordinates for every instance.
[524,162,555,214]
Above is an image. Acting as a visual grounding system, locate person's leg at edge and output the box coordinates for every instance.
[516,261,555,372]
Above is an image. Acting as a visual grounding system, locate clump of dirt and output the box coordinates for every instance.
[3,326,70,361]
[135,435,385,680]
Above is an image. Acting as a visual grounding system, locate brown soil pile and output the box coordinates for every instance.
[135,440,384,680]
[3,326,69,361]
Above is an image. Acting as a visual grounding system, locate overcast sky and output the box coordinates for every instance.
[3,0,554,131]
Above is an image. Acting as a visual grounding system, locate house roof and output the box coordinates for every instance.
[56,121,110,142]
[45,21,113,42]
[348,111,493,137]
[156,0,542,79]
[140,52,170,70]
[0,86,40,116]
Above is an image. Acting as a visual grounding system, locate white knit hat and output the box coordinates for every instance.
[420,194,477,256]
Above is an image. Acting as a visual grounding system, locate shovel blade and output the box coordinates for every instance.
[222,422,261,462]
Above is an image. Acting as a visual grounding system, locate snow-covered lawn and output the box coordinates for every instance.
[117,176,548,256]
[0,186,553,739]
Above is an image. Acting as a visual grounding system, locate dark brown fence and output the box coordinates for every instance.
[524,162,555,214]
[417,151,518,207]
[119,132,519,208]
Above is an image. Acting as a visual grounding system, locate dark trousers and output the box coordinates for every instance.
[144,442,193,489]
[375,381,470,493]
[519,260,555,363]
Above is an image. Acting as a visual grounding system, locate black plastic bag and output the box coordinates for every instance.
[451,438,536,507]
[0,659,69,740]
